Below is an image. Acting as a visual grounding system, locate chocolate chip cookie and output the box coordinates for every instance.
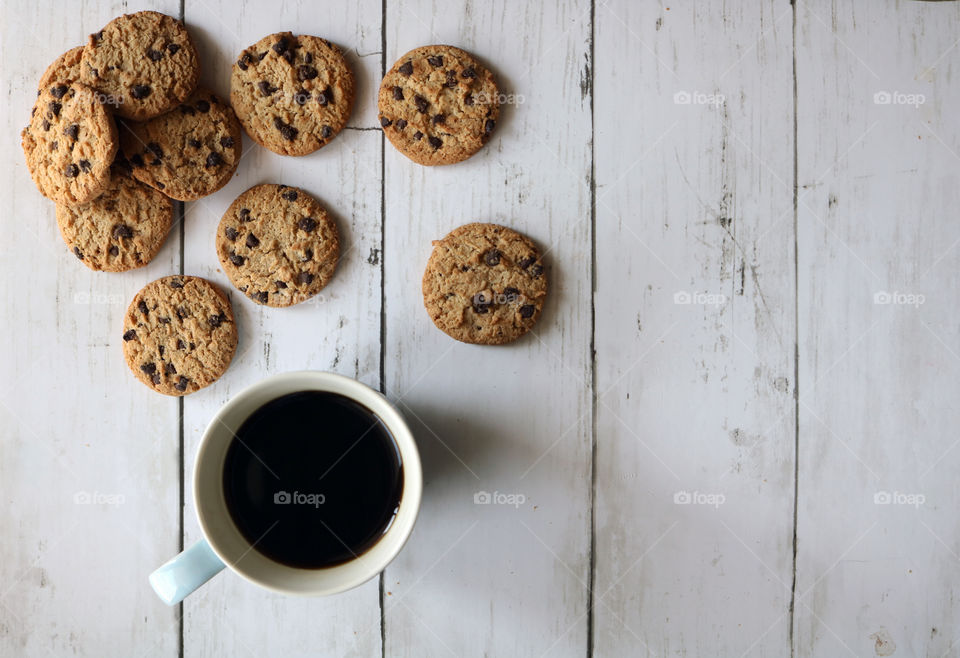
[80,11,200,121]
[216,184,339,307]
[123,276,237,396]
[21,82,118,205]
[56,165,173,272]
[379,45,499,166]
[38,46,84,90]
[230,32,354,156]
[422,223,547,345]
[119,87,242,201]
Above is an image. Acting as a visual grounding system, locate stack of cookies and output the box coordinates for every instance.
[22,11,548,397]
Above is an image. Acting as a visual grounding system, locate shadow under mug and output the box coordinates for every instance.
[149,371,422,605]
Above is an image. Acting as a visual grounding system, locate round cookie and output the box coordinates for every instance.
[230,32,354,156]
[122,276,237,396]
[119,87,242,201]
[56,166,173,272]
[422,223,546,345]
[38,46,84,90]
[216,184,340,307]
[80,11,200,121]
[21,81,118,205]
[379,45,499,166]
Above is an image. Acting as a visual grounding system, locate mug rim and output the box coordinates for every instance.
[193,370,422,596]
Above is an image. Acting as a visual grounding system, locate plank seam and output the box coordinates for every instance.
[379,1,388,656]
[586,0,598,655]
[788,0,800,656]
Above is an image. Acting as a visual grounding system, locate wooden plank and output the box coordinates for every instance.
[0,1,183,655]
[381,1,593,656]
[593,2,797,655]
[179,1,385,655]
[795,2,960,656]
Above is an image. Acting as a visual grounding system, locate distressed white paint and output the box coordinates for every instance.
[2,0,960,656]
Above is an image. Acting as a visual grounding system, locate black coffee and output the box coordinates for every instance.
[222,390,403,569]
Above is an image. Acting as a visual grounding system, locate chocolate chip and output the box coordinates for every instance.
[123,329,137,341]
[64,163,79,178]
[316,86,332,106]
[258,81,277,96]
[167,43,181,55]
[282,50,294,65]
[258,51,268,61]
[237,53,252,70]
[219,136,234,149]
[252,291,268,304]
[239,208,251,222]
[428,136,442,149]
[297,65,318,81]
[165,363,177,375]
[392,86,404,100]
[303,52,313,64]
[433,113,446,125]
[484,119,496,134]
[78,160,91,173]
[399,61,413,76]
[503,287,520,300]
[275,280,288,289]
[188,138,201,148]
[444,71,457,88]
[51,141,59,151]
[206,152,223,167]
[414,95,429,113]
[413,131,423,141]
[147,142,163,159]
[298,217,317,232]
[518,257,534,269]
[158,317,171,325]
[169,279,184,288]
[473,297,491,314]
[72,246,83,259]
[519,305,535,318]
[179,104,196,115]
[50,85,68,99]
[229,251,244,266]
[176,339,185,350]
[140,363,157,375]
[113,224,133,239]
[63,124,79,139]
[47,101,61,118]
[130,84,151,99]
[297,272,314,285]
[225,227,238,241]
[462,67,476,78]
[42,120,50,131]
[209,312,226,328]
[530,265,544,277]
[301,249,313,262]
[189,342,196,350]
[175,376,188,392]
[273,38,289,54]
[138,301,149,315]
[294,88,309,105]
[273,116,297,141]
[109,245,119,256]
[245,233,260,248]
[93,31,103,40]
[484,249,501,266]
[395,118,408,130]
[130,154,144,167]
[380,116,392,127]
[427,55,443,67]
[321,125,333,139]
[147,49,163,61]
[465,94,475,106]
[282,190,298,201]
[195,100,210,113]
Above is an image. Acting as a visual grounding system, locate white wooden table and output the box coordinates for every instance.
[2,1,958,656]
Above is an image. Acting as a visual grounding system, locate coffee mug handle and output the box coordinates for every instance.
[149,539,226,605]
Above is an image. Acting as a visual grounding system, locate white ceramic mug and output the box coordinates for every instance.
[149,371,422,605]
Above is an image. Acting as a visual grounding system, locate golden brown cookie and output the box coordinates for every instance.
[56,166,173,272]
[119,87,242,201]
[38,46,84,90]
[230,32,354,156]
[422,223,547,345]
[80,11,200,121]
[122,276,237,396]
[216,184,340,307]
[21,81,118,206]
[379,45,499,166]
